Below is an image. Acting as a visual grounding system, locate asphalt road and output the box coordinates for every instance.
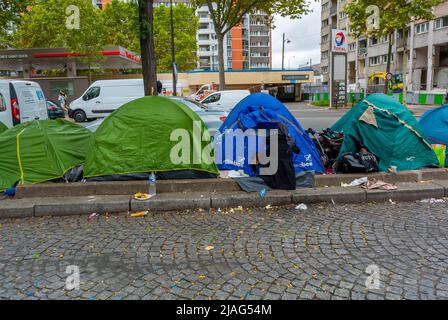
[1,201,448,300]
[284,102,436,132]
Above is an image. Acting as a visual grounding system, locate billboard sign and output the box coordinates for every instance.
[331,29,348,53]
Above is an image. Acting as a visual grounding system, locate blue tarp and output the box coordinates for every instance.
[419,105,448,165]
[214,93,324,175]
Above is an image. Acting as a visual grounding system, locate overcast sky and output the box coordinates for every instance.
[271,1,321,69]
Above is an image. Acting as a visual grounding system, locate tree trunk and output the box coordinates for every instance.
[138,0,157,96]
[402,27,407,106]
[216,31,226,90]
[384,32,393,94]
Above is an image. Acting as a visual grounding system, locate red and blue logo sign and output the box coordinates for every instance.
[335,31,346,47]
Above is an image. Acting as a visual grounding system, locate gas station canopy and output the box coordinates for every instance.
[0,46,141,75]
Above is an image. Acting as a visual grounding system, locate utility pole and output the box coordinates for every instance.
[170,0,177,96]
[282,33,285,70]
[281,33,290,70]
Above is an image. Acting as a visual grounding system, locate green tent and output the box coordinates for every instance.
[84,96,219,178]
[0,121,7,134]
[0,119,92,191]
[332,93,438,172]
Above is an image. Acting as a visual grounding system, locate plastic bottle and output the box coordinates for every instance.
[148,172,156,197]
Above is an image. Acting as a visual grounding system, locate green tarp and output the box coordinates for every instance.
[332,93,438,172]
[84,96,219,178]
[0,119,92,191]
[0,122,7,134]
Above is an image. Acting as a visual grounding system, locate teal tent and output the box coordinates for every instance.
[332,94,438,172]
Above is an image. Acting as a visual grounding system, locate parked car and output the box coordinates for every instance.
[84,96,226,134]
[0,80,48,128]
[199,90,250,113]
[170,97,227,135]
[68,79,182,122]
[46,100,65,119]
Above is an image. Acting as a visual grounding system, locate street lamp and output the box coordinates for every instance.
[281,33,291,70]
[170,0,177,96]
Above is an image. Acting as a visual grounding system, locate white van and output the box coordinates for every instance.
[69,79,185,122]
[0,80,48,128]
[200,90,250,112]
[69,79,145,122]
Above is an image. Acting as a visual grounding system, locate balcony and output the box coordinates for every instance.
[330,6,337,16]
[358,47,367,57]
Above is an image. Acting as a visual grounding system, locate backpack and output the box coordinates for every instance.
[337,152,379,173]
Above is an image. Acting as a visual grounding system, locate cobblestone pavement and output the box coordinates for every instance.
[1,201,448,300]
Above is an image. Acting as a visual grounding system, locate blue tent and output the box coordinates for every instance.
[419,105,448,164]
[214,93,324,175]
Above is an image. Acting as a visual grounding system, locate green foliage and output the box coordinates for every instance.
[101,1,199,71]
[153,4,198,72]
[103,0,140,53]
[14,0,106,63]
[344,0,444,38]
[8,0,198,72]
[0,0,34,48]
[192,0,311,33]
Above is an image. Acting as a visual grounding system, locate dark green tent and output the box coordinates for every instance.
[0,121,7,134]
[332,93,438,172]
[0,119,92,191]
[84,96,219,178]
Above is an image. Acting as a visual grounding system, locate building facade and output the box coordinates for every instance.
[195,7,272,70]
[321,0,448,93]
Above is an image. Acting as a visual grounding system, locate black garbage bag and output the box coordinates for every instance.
[63,165,84,182]
[257,122,301,190]
[336,152,379,173]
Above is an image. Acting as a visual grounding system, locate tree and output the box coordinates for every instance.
[192,0,310,90]
[153,4,198,72]
[344,0,443,98]
[103,0,140,53]
[0,0,34,49]
[14,0,107,83]
[138,0,157,96]
[103,1,198,72]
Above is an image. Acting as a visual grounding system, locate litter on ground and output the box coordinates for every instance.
[295,203,308,210]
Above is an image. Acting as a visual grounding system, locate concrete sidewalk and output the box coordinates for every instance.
[2,169,448,219]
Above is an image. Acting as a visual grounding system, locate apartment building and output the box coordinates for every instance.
[321,0,448,92]
[196,7,272,70]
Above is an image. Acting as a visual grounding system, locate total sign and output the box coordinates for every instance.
[331,29,348,53]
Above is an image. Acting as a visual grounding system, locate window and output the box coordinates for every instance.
[322,66,329,74]
[0,93,6,112]
[322,2,329,11]
[202,93,221,104]
[322,50,329,59]
[382,54,394,64]
[322,34,329,43]
[339,11,348,20]
[322,19,329,27]
[370,37,378,46]
[83,87,100,101]
[435,16,448,29]
[349,43,356,52]
[369,56,381,66]
[415,22,430,34]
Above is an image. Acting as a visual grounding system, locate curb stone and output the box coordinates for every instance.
[3,181,448,219]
